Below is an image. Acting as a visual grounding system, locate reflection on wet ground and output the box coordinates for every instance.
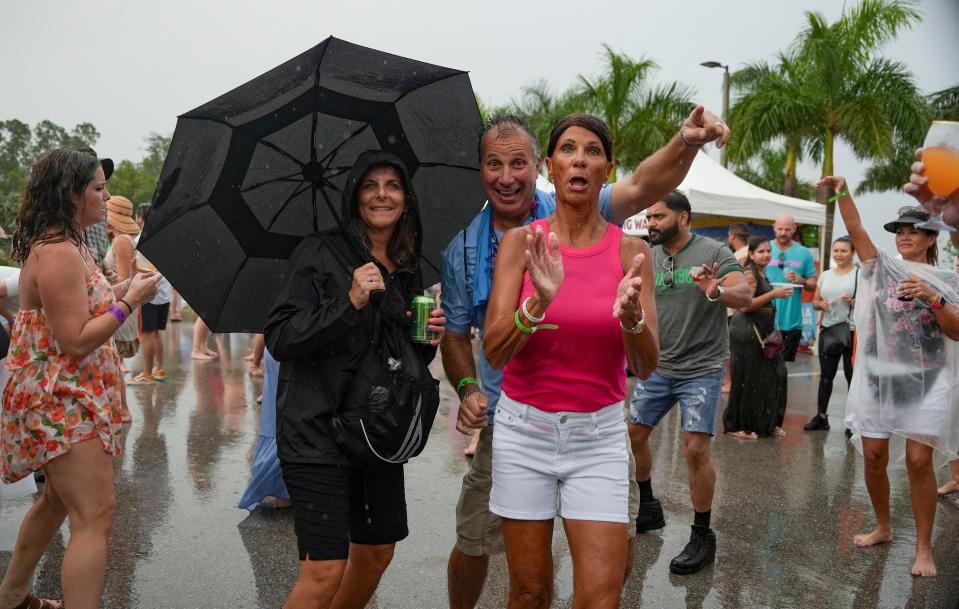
[2,324,958,608]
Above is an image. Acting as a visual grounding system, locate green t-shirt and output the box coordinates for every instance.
[651,235,743,379]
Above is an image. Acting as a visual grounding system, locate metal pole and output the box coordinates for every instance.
[721,66,729,168]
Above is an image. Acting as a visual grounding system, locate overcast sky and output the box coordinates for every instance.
[2,0,957,252]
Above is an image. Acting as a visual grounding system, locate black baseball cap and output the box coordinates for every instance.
[883,206,932,233]
[74,146,113,180]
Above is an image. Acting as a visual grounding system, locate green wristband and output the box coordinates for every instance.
[456,376,479,391]
[514,309,558,334]
[828,191,849,202]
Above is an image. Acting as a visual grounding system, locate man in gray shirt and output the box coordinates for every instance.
[628,190,751,575]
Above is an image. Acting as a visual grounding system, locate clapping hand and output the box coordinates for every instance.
[681,105,731,148]
[613,253,645,323]
[525,225,564,306]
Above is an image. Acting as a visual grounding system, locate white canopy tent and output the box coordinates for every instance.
[537,152,824,231]
[673,151,825,225]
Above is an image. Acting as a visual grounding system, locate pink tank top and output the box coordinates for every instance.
[502,219,626,412]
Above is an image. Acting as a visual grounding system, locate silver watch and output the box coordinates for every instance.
[706,284,725,302]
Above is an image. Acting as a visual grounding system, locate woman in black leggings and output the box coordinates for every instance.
[806,237,857,431]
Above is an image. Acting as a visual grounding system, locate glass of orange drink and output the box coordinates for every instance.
[917,121,959,232]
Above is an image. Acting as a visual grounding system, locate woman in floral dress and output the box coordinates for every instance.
[819,175,959,579]
[0,148,159,609]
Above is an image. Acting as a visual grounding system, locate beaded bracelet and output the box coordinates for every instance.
[107,304,127,324]
[679,128,702,148]
[514,309,559,334]
[521,296,546,324]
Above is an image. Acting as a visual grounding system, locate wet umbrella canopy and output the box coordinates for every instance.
[139,37,484,332]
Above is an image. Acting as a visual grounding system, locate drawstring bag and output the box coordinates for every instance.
[752,324,784,360]
[333,305,440,466]
[819,268,858,356]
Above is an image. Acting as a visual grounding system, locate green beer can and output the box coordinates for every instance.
[410,294,437,344]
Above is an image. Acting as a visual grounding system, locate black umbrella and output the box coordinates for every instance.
[139,37,484,332]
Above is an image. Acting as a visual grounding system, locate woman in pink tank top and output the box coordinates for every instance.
[482,114,659,609]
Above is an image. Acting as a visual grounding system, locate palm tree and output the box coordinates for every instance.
[728,0,930,268]
[727,52,817,197]
[576,45,695,179]
[858,84,959,195]
[511,80,584,164]
[734,145,817,201]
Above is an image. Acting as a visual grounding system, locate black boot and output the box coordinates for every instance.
[669,525,716,574]
[636,497,665,532]
[803,414,830,431]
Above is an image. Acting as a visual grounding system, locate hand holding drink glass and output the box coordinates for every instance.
[913,121,959,232]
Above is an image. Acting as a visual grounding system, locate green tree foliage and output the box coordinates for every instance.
[576,45,695,178]
[0,119,101,234]
[108,133,171,204]
[857,84,958,195]
[508,46,694,179]
[727,0,930,267]
[733,145,816,201]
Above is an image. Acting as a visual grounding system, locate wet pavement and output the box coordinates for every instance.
[2,321,958,609]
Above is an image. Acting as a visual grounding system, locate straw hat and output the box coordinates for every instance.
[107,196,140,235]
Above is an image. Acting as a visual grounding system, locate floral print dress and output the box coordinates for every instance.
[1,268,123,483]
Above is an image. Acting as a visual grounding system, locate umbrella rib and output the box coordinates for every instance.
[310,42,330,164]
[240,170,304,193]
[183,114,305,167]
[265,181,311,232]
[317,122,373,168]
[388,71,469,108]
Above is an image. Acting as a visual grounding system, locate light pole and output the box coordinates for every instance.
[700,61,729,167]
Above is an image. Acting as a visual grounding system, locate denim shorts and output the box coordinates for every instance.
[628,369,725,436]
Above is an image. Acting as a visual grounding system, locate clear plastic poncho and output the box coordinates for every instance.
[846,249,959,467]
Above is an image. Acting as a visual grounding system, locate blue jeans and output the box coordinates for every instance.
[628,369,725,436]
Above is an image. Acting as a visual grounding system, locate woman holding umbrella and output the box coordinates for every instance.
[0,148,160,609]
[483,114,659,609]
[266,150,445,609]
[818,175,959,577]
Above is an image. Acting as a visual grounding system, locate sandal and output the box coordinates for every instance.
[127,372,155,385]
[13,594,63,609]
[152,368,168,381]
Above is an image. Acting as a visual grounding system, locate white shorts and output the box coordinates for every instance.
[852,372,950,440]
[489,393,630,523]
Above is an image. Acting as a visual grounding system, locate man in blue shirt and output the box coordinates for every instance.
[764,213,817,361]
[442,107,730,609]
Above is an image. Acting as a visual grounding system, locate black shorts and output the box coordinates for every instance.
[140,302,169,332]
[281,462,408,561]
[781,329,803,362]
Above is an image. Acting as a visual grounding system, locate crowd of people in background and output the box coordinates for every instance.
[0,111,958,609]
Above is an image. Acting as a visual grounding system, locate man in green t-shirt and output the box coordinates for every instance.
[628,191,751,575]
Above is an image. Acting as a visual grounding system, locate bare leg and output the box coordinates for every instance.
[563,519,628,609]
[854,437,893,547]
[155,329,165,371]
[905,440,937,576]
[683,432,715,513]
[329,543,395,609]
[169,291,181,320]
[44,438,116,609]
[502,519,554,609]
[937,460,959,496]
[447,548,489,609]
[627,423,653,482]
[140,331,156,378]
[191,319,217,360]
[249,334,265,376]
[0,473,68,607]
[283,558,346,609]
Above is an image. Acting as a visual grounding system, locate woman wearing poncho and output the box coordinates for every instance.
[818,176,959,578]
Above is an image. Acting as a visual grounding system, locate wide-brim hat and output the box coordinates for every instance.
[883,205,933,233]
[107,196,140,235]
